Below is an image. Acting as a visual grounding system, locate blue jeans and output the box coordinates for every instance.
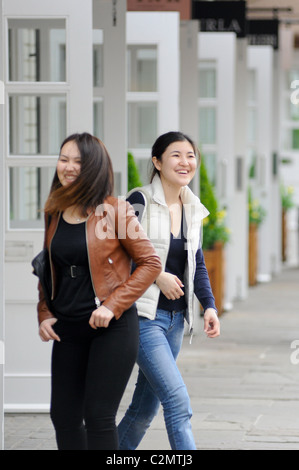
[118,309,196,450]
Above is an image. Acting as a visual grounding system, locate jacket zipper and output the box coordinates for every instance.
[49,213,61,301]
[85,215,101,308]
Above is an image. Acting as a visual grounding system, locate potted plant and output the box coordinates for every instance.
[248,188,266,286]
[128,151,143,191]
[200,159,230,314]
[280,184,295,262]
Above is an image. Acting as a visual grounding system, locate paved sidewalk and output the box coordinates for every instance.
[4,267,299,450]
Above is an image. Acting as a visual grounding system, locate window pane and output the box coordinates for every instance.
[292,129,299,149]
[203,154,217,186]
[248,70,257,102]
[247,108,257,144]
[199,68,216,98]
[93,29,104,88]
[248,149,257,179]
[136,158,149,186]
[199,107,216,144]
[9,94,66,155]
[288,69,299,83]
[8,19,66,82]
[9,166,55,229]
[93,100,104,140]
[286,98,299,121]
[127,46,157,92]
[128,102,157,148]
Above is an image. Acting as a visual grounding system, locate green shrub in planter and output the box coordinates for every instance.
[200,158,230,251]
[128,152,143,191]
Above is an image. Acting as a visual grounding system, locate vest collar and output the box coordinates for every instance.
[151,173,206,209]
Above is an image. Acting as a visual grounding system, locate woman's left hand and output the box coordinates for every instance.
[203,308,220,338]
[89,305,115,329]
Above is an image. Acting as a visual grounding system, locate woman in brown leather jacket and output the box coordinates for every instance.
[36,132,161,450]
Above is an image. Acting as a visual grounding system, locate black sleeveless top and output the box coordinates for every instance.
[51,216,95,321]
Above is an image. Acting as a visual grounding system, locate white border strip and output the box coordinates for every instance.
[0,341,4,365]
[0,81,4,105]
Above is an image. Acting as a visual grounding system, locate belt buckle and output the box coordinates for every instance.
[70,265,77,278]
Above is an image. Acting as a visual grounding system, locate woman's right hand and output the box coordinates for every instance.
[39,318,60,342]
[155,272,184,300]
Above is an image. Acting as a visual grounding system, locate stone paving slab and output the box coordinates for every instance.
[4,267,299,450]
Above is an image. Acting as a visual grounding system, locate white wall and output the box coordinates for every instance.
[0,0,4,448]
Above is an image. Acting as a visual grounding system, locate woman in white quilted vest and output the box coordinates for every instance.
[118,131,220,450]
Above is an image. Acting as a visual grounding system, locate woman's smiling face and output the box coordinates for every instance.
[152,140,197,189]
[57,140,82,187]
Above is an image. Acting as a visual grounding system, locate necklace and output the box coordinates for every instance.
[71,211,83,222]
[66,206,86,223]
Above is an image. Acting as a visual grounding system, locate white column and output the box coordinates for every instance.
[68,0,93,134]
[93,0,127,195]
[180,20,199,195]
[271,48,282,276]
[229,38,248,300]
[248,46,274,282]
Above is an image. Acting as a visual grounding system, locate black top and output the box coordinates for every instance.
[127,191,216,313]
[51,216,95,321]
[158,216,187,312]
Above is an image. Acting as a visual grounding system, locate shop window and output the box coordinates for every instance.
[93,100,104,140]
[9,166,56,229]
[93,29,104,140]
[286,98,299,121]
[199,64,216,98]
[198,60,217,186]
[128,102,157,148]
[93,29,104,88]
[8,18,66,82]
[127,46,157,92]
[203,154,217,186]
[9,94,66,155]
[292,129,299,149]
[199,107,216,145]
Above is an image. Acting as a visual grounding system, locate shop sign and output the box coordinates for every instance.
[192,0,246,38]
[247,19,279,49]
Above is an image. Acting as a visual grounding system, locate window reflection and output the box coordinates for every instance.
[8,18,66,82]
[199,66,216,98]
[9,167,55,229]
[199,108,216,145]
[93,29,104,88]
[128,102,157,148]
[93,100,104,140]
[9,94,66,155]
[127,46,157,92]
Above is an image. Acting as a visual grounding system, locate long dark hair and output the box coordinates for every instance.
[150,131,199,182]
[44,132,114,216]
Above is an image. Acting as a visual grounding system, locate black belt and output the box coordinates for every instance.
[62,265,90,279]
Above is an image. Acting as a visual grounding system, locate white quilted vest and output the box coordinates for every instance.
[127,174,209,334]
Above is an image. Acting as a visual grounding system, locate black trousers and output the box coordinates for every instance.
[50,305,139,450]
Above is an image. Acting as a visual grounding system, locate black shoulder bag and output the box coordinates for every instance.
[31,214,52,309]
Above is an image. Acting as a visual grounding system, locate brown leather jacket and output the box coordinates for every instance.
[37,196,162,325]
